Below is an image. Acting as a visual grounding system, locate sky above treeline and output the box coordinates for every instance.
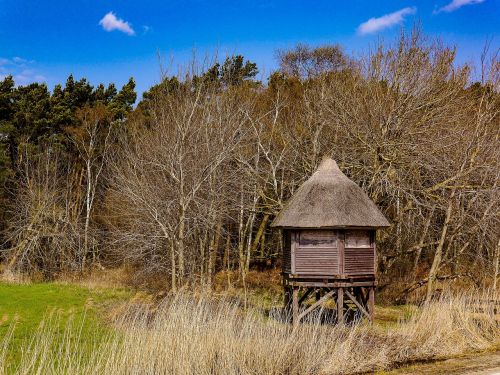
[0,0,498,96]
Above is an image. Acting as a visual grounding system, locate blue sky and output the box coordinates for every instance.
[0,0,498,96]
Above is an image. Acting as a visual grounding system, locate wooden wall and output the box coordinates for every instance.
[282,230,292,273]
[344,230,375,275]
[295,230,339,275]
[283,229,376,277]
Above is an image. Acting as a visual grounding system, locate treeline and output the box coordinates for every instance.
[0,75,136,275]
[1,30,499,301]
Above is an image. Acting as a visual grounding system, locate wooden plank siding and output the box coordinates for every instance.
[294,230,339,275]
[282,230,292,273]
[344,230,375,275]
[344,248,374,274]
[287,229,376,277]
[295,247,339,274]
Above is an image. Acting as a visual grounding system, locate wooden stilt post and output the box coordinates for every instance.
[284,286,291,310]
[337,287,344,325]
[315,289,320,302]
[368,287,375,323]
[292,287,299,325]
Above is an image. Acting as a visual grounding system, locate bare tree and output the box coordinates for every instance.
[108,78,251,288]
[277,43,351,79]
[3,146,83,276]
[67,104,113,269]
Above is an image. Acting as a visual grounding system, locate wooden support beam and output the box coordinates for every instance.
[345,290,370,320]
[337,287,344,325]
[292,287,299,325]
[298,288,313,305]
[368,287,375,323]
[284,286,291,309]
[287,281,376,288]
[359,288,368,306]
[287,274,376,280]
[298,290,335,321]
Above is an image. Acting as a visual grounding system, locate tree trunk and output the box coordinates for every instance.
[426,191,455,303]
[177,203,186,285]
[170,239,177,292]
[82,159,92,271]
[251,214,269,256]
[245,212,255,276]
[199,235,206,285]
[493,239,500,291]
[223,233,231,289]
[207,220,222,288]
[237,187,245,281]
[413,207,434,276]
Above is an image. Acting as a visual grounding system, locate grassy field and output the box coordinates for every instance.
[0,280,498,374]
[0,282,131,370]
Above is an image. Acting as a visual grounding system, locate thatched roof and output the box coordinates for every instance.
[271,158,390,229]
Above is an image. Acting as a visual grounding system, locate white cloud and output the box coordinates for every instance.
[14,69,46,85]
[0,57,46,85]
[357,7,417,35]
[99,12,135,35]
[434,0,485,13]
[13,56,28,64]
[0,57,34,66]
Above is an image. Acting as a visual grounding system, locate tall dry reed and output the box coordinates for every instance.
[2,291,499,374]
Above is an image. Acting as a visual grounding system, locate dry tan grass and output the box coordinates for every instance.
[1,291,499,375]
[56,267,133,290]
[0,269,31,284]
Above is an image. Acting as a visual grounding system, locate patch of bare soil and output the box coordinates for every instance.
[385,351,500,375]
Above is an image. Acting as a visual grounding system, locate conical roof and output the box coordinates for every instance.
[271,158,390,229]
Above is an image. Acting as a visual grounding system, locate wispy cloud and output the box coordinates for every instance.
[357,7,417,35]
[12,56,28,64]
[0,57,45,85]
[99,12,135,36]
[14,69,46,85]
[434,0,485,13]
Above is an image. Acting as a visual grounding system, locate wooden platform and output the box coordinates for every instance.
[283,273,375,325]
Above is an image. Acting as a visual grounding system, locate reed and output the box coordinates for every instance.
[2,290,498,374]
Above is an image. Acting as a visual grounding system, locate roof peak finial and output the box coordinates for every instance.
[317,156,339,172]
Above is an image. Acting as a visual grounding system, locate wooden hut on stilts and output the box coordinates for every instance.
[271,158,390,325]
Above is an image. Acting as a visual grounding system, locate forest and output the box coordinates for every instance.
[0,29,499,303]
